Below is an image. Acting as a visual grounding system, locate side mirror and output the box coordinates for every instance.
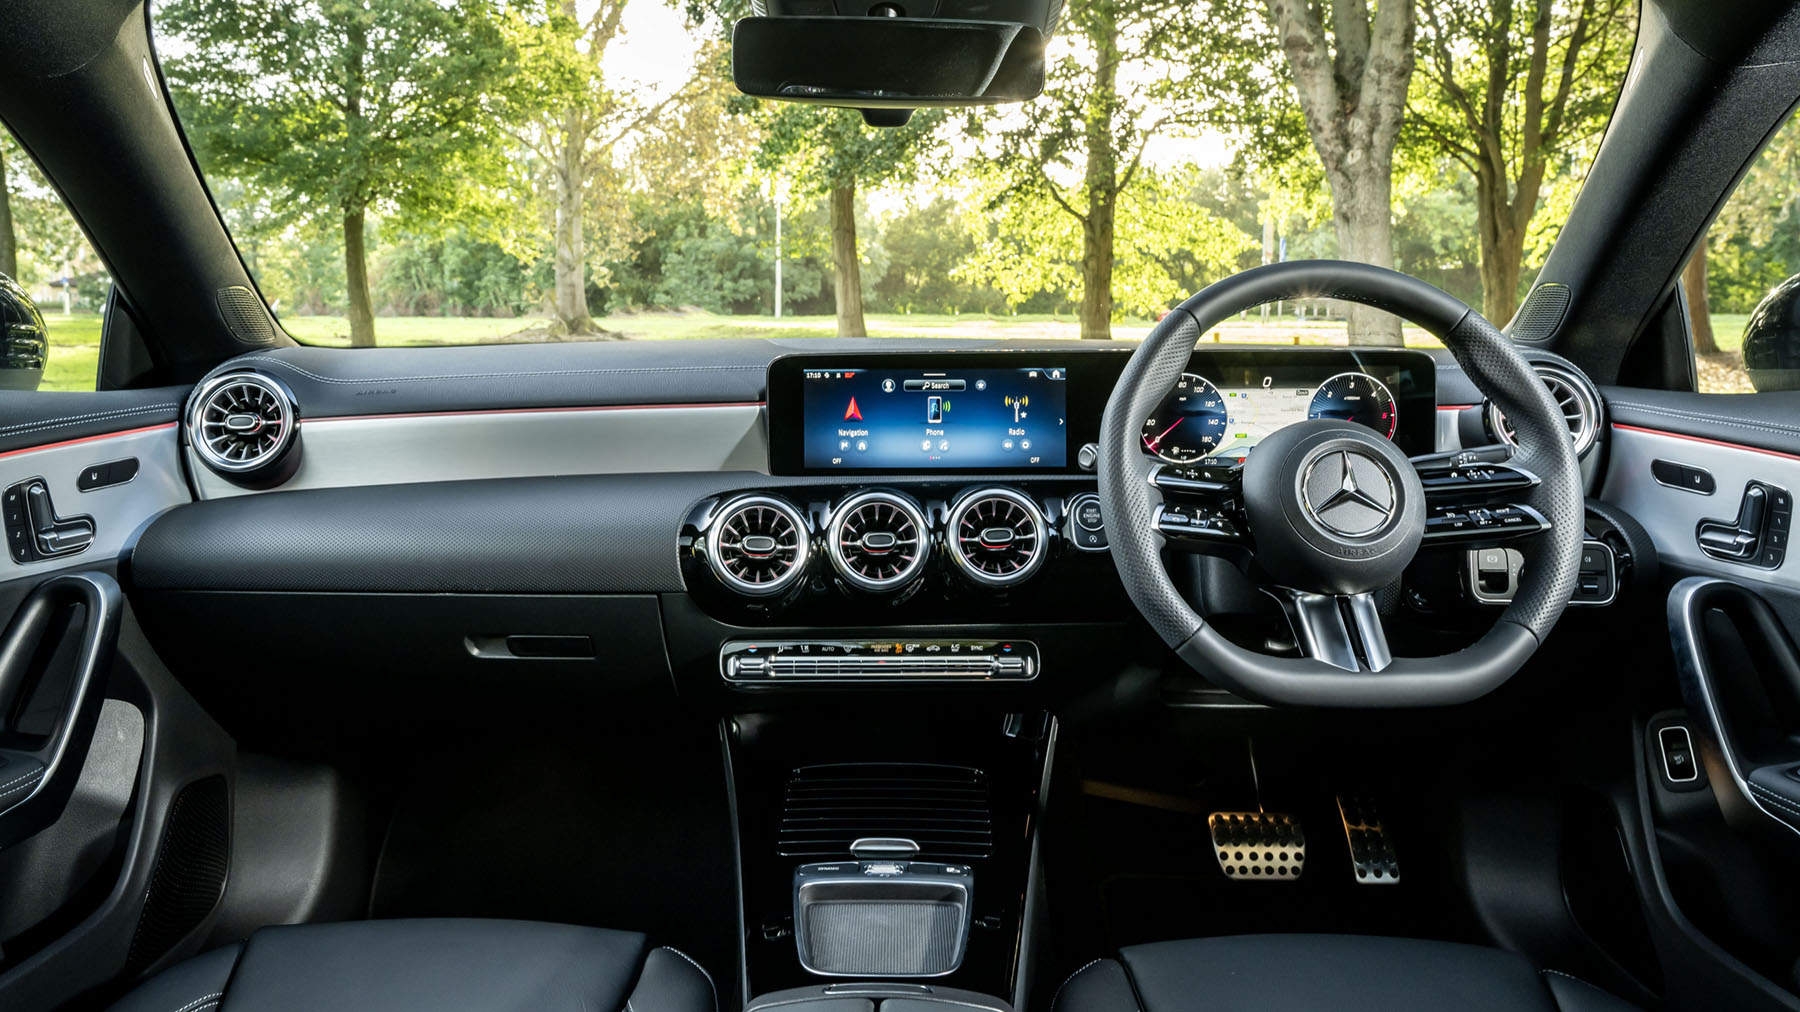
[732,0,1058,125]
[0,273,47,393]
[1743,273,1800,393]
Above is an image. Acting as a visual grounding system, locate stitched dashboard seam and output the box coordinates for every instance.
[0,404,179,437]
[221,355,765,386]
[1609,399,1800,440]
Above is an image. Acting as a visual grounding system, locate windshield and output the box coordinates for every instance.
[147,0,1638,351]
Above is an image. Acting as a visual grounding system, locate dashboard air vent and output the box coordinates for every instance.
[1488,363,1601,456]
[778,763,994,861]
[186,372,300,481]
[947,487,1047,587]
[828,491,928,593]
[707,495,810,596]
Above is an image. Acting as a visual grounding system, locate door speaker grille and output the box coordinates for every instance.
[126,775,229,973]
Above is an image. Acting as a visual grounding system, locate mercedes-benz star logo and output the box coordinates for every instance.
[1302,450,1397,537]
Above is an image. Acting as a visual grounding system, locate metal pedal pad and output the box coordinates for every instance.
[1337,795,1400,885]
[1208,811,1305,881]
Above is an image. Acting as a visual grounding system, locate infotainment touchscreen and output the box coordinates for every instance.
[800,365,1069,470]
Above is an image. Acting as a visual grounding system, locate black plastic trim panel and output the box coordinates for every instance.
[0,388,187,455]
[129,471,1102,594]
[1604,387,1800,458]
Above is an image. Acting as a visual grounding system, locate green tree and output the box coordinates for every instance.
[500,0,702,336]
[1408,0,1635,324]
[159,0,529,346]
[0,137,15,279]
[1259,0,1417,345]
[752,106,944,337]
[972,0,1220,339]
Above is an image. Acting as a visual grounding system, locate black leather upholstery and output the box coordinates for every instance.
[107,919,716,1012]
[1055,935,1638,1012]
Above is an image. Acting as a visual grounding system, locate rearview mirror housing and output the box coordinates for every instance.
[732,0,1058,123]
[0,273,47,392]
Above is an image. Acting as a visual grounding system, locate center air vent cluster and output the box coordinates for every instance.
[696,486,1052,599]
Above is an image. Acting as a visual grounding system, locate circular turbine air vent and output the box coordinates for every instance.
[947,488,1047,588]
[828,491,928,593]
[1488,363,1600,457]
[187,372,299,479]
[706,495,810,597]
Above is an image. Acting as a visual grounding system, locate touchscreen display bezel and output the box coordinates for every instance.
[765,348,1437,476]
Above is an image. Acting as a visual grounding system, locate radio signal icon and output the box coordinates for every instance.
[1003,395,1030,408]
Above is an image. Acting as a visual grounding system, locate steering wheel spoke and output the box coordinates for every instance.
[1264,588,1392,673]
[1412,457,1551,544]
[1148,462,1251,551]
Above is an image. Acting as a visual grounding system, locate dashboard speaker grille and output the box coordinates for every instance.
[1511,283,1571,343]
[707,495,809,596]
[779,763,993,861]
[187,372,298,477]
[214,286,276,345]
[948,488,1046,587]
[1489,363,1600,456]
[829,492,927,592]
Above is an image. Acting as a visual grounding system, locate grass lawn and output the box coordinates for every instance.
[37,309,1449,393]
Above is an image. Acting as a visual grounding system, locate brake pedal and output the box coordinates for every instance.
[1337,795,1400,885]
[1208,811,1305,881]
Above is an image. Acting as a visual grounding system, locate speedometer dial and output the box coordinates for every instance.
[1308,372,1397,439]
[1142,373,1228,463]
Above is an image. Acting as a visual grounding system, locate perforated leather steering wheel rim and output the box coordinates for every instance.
[1098,261,1584,707]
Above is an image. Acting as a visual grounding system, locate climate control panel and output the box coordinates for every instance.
[721,639,1038,683]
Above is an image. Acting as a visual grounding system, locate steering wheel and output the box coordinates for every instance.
[1098,261,1584,707]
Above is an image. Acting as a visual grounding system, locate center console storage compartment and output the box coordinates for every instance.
[726,709,1052,1001]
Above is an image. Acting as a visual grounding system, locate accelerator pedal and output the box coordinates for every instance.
[1207,811,1305,881]
[1337,795,1400,885]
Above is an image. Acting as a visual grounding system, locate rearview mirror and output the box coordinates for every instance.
[0,273,47,392]
[732,0,1058,125]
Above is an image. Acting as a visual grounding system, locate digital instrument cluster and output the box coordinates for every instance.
[1140,363,1420,465]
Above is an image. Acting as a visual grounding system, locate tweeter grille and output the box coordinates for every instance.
[215,286,276,345]
[1510,284,1571,343]
[126,775,229,973]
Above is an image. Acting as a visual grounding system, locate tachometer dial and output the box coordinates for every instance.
[1142,374,1228,463]
[1308,372,1397,439]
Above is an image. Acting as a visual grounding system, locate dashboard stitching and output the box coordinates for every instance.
[220,356,766,385]
[1608,399,1800,439]
[0,403,179,436]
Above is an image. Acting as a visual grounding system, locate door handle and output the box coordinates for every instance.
[1668,576,1800,843]
[0,571,121,849]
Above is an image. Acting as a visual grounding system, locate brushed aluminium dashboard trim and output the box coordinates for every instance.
[188,403,770,499]
[1601,423,1797,589]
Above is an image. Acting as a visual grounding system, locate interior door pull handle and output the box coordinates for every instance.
[0,571,121,849]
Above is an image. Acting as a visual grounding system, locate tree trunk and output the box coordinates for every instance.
[553,102,594,336]
[1685,242,1717,354]
[829,184,865,338]
[1078,0,1121,340]
[1333,162,1404,347]
[1080,205,1116,341]
[343,208,376,348]
[1474,167,1527,326]
[1265,0,1413,347]
[0,146,15,280]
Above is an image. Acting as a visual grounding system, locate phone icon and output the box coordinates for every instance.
[926,396,943,423]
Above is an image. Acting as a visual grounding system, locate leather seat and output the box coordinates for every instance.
[107,918,716,1012]
[1055,935,1639,1012]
